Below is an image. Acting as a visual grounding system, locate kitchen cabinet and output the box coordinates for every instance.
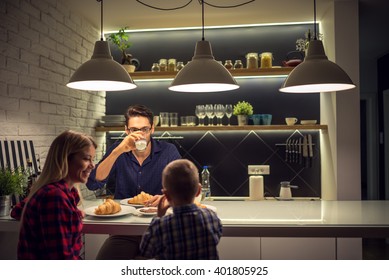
[84,236,354,260]
[218,237,337,260]
[260,238,336,260]
[218,237,261,260]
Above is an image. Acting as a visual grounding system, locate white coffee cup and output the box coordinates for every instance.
[285,117,298,125]
[135,139,147,151]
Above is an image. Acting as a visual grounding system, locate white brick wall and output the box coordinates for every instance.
[0,0,107,199]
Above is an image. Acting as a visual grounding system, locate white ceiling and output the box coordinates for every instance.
[64,0,334,32]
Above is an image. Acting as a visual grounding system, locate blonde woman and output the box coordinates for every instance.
[11,130,96,259]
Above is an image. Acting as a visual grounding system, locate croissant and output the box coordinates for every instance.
[94,199,121,215]
[128,191,153,205]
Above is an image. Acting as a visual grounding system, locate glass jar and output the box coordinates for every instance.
[260,52,273,68]
[176,61,184,71]
[151,63,160,72]
[234,59,243,69]
[224,60,233,70]
[168,58,176,71]
[246,53,258,69]
[159,58,167,71]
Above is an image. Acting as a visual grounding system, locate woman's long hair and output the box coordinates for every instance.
[21,130,97,222]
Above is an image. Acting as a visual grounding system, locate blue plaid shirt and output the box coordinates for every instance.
[140,204,222,259]
[86,138,181,199]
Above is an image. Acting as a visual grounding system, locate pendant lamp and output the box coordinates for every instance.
[169,1,239,93]
[279,0,355,93]
[67,0,136,91]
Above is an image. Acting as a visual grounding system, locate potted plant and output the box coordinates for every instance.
[0,167,28,216]
[233,101,253,126]
[107,27,137,73]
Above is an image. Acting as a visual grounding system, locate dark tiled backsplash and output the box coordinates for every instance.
[107,130,321,198]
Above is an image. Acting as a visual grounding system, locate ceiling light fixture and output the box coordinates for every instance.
[169,0,239,93]
[279,0,355,93]
[67,0,136,91]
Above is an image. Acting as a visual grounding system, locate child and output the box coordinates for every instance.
[139,159,222,259]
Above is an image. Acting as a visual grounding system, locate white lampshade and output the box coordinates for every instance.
[279,40,355,93]
[67,41,137,91]
[169,40,239,92]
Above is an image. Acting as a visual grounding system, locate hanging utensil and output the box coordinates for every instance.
[308,134,313,167]
[303,135,308,167]
[298,137,303,165]
[288,139,293,163]
[285,138,289,162]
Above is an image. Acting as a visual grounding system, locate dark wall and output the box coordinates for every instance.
[106,78,319,125]
[106,130,321,198]
[110,24,315,72]
[105,23,322,198]
[377,52,389,199]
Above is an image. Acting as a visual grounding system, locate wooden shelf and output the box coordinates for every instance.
[129,67,293,80]
[95,124,327,132]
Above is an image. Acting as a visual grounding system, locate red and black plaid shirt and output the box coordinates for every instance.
[11,180,83,259]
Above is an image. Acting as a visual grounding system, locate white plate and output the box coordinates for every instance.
[119,198,145,208]
[166,204,217,215]
[84,206,135,218]
[300,120,317,125]
[136,207,158,216]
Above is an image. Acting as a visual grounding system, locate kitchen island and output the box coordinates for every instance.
[1,200,388,259]
[79,199,389,238]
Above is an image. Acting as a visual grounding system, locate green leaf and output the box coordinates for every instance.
[233,101,254,116]
[0,167,28,196]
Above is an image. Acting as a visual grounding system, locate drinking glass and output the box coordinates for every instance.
[169,112,178,127]
[225,104,233,126]
[205,104,214,126]
[160,112,170,127]
[195,105,206,126]
[214,104,225,126]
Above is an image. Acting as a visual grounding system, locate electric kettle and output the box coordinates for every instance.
[279,181,298,200]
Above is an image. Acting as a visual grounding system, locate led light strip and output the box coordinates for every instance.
[105,21,315,34]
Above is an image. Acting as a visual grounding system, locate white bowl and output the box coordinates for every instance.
[300,120,317,125]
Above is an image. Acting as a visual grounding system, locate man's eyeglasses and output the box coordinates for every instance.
[127,126,151,134]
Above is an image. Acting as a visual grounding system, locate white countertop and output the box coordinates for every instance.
[2,200,389,237]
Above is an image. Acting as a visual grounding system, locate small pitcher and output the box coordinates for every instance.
[279,181,298,200]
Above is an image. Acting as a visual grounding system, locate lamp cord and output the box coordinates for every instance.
[97,0,104,41]
[136,0,193,11]
[204,0,255,8]
[201,0,205,41]
[136,0,254,10]
[313,0,317,40]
